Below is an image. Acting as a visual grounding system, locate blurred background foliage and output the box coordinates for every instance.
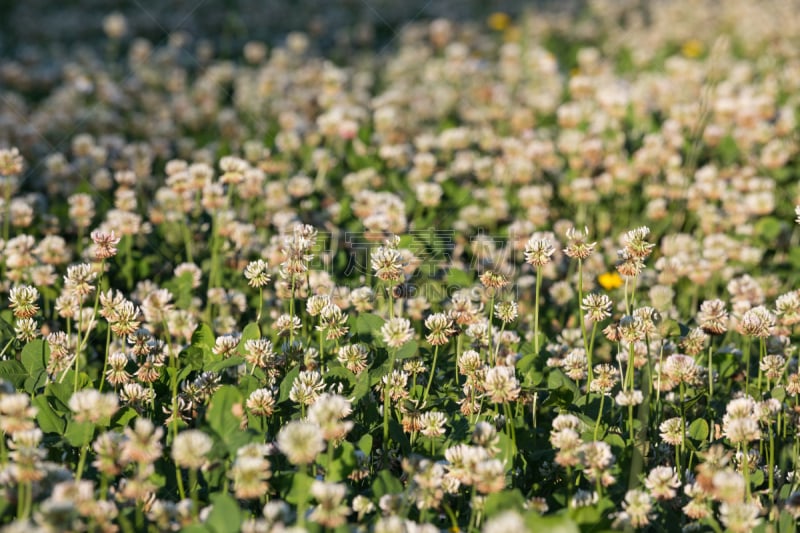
[0,0,579,59]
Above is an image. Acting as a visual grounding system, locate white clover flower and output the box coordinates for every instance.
[381,317,415,348]
[276,420,325,466]
[307,393,354,441]
[69,389,119,424]
[645,466,680,500]
[171,430,213,469]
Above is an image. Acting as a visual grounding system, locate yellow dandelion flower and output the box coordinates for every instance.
[598,271,623,290]
[503,25,521,43]
[681,39,704,59]
[488,12,510,32]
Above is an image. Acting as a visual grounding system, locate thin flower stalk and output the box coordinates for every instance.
[422,344,439,406]
[534,266,543,354]
[577,260,593,388]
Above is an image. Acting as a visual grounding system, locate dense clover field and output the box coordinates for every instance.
[1,0,800,531]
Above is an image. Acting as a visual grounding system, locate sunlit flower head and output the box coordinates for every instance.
[563,226,596,260]
[276,420,325,466]
[381,317,415,348]
[171,429,213,469]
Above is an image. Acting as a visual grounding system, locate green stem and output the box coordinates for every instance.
[44,293,52,322]
[534,266,542,354]
[466,486,477,533]
[624,277,630,315]
[22,479,32,520]
[702,515,725,533]
[708,343,715,448]
[204,213,221,321]
[123,234,133,290]
[2,185,10,242]
[566,465,574,508]
[75,308,84,392]
[76,263,105,392]
[0,337,15,359]
[57,317,72,384]
[577,260,593,387]
[326,441,335,481]
[289,276,296,345]
[135,499,144,530]
[256,287,263,323]
[588,321,598,364]
[758,338,766,395]
[77,227,85,258]
[628,404,634,446]
[626,341,635,391]
[189,467,199,515]
[319,327,324,373]
[75,442,90,481]
[16,480,24,520]
[383,350,396,446]
[80,276,103,352]
[209,212,220,289]
[488,291,495,364]
[594,393,605,440]
[768,420,775,502]
[655,344,663,411]
[504,401,517,456]
[0,434,7,466]
[422,344,439,406]
[182,219,194,263]
[176,466,186,501]
[118,506,135,533]
[795,396,800,484]
[443,504,459,533]
[298,468,310,526]
[742,444,751,500]
[366,245,372,289]
[494,321,507,363]
[455,333,462,387]
[707,343,714,399]
[98,325,112,393]
[679,382,686,478]
[743,338,751,393]
[164,320,179,439]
